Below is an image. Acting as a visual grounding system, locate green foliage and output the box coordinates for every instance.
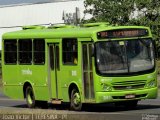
[84,0,160,40]
[84,0,135,25]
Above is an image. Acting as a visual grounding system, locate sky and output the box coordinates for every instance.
[0,0,77,6]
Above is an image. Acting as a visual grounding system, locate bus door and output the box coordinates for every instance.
[82,43,95,101]
[48,44,60,99]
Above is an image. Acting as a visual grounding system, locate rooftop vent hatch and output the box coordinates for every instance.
[22,25,45,30]
[48,24,76,29]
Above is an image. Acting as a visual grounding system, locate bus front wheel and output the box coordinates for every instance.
[70,89,82,111]
[25,86,36,108]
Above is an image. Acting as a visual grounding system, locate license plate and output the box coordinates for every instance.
[125,94,135,99]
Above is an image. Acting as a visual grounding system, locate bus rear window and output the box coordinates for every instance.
[4,40,17,64]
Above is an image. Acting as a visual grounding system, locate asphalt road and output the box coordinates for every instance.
[0,92,160,120]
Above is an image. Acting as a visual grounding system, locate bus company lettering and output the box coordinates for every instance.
[71,70,77,76]
[103,95,112,100]
[22,69,32,75]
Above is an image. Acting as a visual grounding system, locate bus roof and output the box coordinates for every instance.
[2,23,150,39]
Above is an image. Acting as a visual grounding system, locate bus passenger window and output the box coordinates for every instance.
[62,38,78,65]
[18,39,32,64]
[4,40,17,64]
[33,39,45,64]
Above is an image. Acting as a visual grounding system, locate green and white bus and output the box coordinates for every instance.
[2,23,158,110]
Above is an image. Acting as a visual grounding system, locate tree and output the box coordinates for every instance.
[84,0,160,39]
[133,0,160,39]
[83,0,135,25]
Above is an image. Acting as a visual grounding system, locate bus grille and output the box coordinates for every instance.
[112,80,146,90]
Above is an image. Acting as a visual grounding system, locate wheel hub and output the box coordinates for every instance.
[73,93,81,105]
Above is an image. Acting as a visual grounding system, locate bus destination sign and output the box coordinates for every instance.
[97,29,148,39]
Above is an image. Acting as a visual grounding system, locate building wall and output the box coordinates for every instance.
[0,0,89,49]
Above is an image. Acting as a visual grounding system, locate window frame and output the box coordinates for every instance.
[4,39,17,65]
[33,39,45,65]
[62,38,78,65]
[18,39,32,65]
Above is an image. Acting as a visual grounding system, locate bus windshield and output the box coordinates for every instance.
[95,39,155,74]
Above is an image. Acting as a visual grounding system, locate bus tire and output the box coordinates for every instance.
[70,89,82,111]
[25,86,36,108]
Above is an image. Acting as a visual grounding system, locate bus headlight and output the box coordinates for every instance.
[146,80,156,88]
[101,83,112,91]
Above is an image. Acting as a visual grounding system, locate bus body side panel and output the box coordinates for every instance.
[2,65,24,99]
[21,41,50,101]
[59,66,83,102]
[19,65,50,101]
[59,41,83,102]
[2,38,24,99]
[2,39,50,101]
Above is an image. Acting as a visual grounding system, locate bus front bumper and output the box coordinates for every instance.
[95,87,158,103]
